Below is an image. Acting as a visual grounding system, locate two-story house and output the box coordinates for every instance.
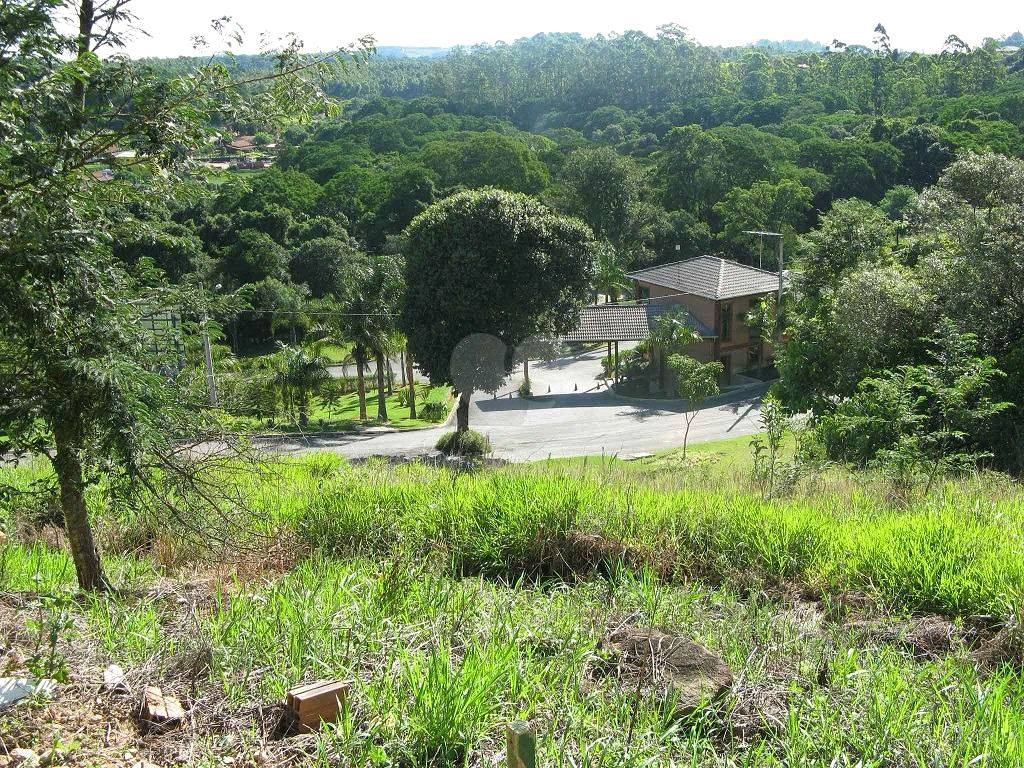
[626,256,783,381]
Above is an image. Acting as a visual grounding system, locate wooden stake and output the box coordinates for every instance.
[506,720,536,768]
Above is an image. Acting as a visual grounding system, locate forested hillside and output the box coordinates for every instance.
[131,27,1024,470]
[170,27,1024,267]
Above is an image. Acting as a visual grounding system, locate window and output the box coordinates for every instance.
[720,303,732,341]
[637,285,650,303]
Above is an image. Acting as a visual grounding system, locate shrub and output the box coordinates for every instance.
[435,430,491,456]
[397,384,429,409]
[420,400,448,423]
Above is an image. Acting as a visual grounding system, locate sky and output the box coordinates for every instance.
[115,0,1023,58]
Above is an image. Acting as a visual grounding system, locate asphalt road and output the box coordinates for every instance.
[256,348,767,461]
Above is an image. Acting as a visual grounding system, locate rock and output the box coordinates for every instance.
[101,664,128,694]
[10,749,40,768]
[140,686,184,731]
[0,678,57,710]
[594,627,732,716]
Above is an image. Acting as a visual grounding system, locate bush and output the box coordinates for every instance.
[435,430,491,456]
[397,383,429,409]
[420,400,448,423]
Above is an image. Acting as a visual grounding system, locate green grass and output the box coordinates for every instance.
[1,546,1023,766]
[317,343,353,364]
[3,454,1024,765]
[221,384,451,433]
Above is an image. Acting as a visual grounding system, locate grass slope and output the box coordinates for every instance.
[1,449,1023,766]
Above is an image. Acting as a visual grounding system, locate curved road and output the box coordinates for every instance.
[257,348,767,461]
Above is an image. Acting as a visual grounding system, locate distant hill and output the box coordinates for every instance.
[749,39,827,52]
[375,46,450,59]
[1001,31,1024,48]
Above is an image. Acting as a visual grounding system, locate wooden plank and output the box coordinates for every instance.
[284,680,349,733]
[506,720,536,768]
[141,686,184,729]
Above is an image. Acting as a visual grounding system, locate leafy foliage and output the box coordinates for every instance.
[435,429,492,456]
[401,188,593,426]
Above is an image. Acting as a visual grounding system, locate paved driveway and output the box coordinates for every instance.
[258,348,767,461]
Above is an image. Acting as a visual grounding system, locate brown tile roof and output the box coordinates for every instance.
[562,301,714,343]
[627,256,783,301]
[228,135,256,151]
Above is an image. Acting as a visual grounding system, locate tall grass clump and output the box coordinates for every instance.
[435,429,491,456]
[265,457,1024,623]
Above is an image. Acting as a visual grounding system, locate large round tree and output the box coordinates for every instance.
[401,189,594,431]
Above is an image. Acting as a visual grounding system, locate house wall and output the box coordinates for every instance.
[636,279,775,382]
[639,282,717,329]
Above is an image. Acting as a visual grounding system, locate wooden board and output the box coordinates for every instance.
[284,680,349,732]
[142,686,184,728]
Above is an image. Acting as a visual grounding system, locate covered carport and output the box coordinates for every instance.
[561,302,714,382]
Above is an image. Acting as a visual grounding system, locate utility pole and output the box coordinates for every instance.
[743,230,784,308]
[202,283,222,408]
[202,315,218,407]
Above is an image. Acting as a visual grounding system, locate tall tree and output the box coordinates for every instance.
[401,189,593,431]
[340,254,404,421]
[0,0,370,590]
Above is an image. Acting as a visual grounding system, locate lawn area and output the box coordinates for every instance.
[2,455,1024,766]
[534,431,798,481]
[316,342,353,364]
[220,383,452,434]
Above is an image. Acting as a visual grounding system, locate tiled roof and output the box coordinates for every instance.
[562,301,715,343]
[627,256,783,301]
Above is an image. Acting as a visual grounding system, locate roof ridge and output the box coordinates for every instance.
[625,256,703,276]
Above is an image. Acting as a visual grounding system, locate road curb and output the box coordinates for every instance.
[605,381,772,409]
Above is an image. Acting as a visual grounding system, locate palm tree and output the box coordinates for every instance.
[273,344,331,429]
[591,240,629,303]
[651,308,703,392]
[340,254,404,422]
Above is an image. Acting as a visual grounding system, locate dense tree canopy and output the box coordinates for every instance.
[401,189,594,430]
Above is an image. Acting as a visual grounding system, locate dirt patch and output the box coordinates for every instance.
[971,625,1024,669]
[728,683,791,741]
[530,530,654,580]
[845,614,979,660]
[589,625,732,717]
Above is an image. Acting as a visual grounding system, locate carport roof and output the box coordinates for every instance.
[562,301,715,343]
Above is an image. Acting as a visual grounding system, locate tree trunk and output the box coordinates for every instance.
[400,350,407,388]
[406,350,417,420]
[375,352,388,421]
[523,358,530,389]
[356,352,367,421]
[456,391,471,432]
[73,1,94,110]
[51,421,108,591]
[298,390,308,429]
